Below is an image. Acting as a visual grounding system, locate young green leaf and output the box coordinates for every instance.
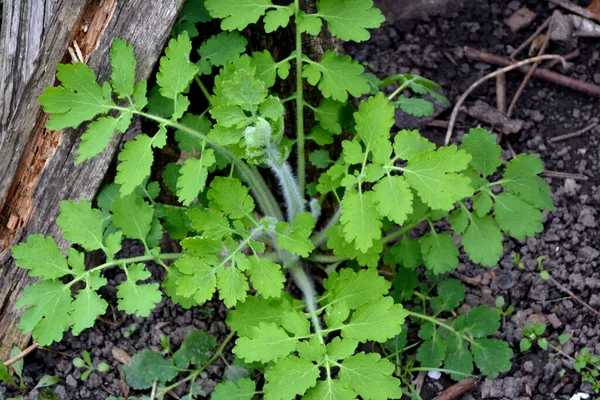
[393,130,435,161]
[430,279,465,314]
[205,0,276,31]
[57,200,105,252]
[173,330,217,367]
[338,352,402,400]
[245,256,285,298]
[416,330,446,368]
[316,0,385,42]
[494,193,543,239]
[176,149,216,206]
[208,177,255,219]
[233,322,298,363]
[123,350,178,389]
[394,96,434,117]
[471,338,513,378]
[263,5,295,33]
[116,263,162,317]
[341,297,407,342]
[198,32,248,72]
[76,114,132,165]
[502,154,553,210]
[175,256,217,304]
[12,235,70,280]
[115,130,167,196]
[403,146,473,211]
[16,281,72,345]
[275,212,316,257]
[70,275,108,335]
[462,214,504,266]
[110,194,154,242]
[212,378,256,400]
[326,268,390,310]
[156,32,198,101]
[460,128,502,177]
[302,51,370,102]
[110,38,136,99]
[263,356,320,399]
[38,63,115,130]
[462,305,501,338]
[372,175,413,225]
[419,232,459,274]
[340,190,382,253]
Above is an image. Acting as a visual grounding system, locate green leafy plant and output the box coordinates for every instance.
[11,0,554,398]
[0,348,59,400]
[72,350,110,381]
[123,323,137,339]
[520,324,600,393]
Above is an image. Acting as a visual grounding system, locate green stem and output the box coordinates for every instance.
[294,0,306,197]
[406,311,475,345]
[310,207,341,248]
[309,254,344,264]
[194,75,213,106]
[387,82,410,102]
[381,214,430,245]
[161,331,236,394]
[67,253,183,289]
[291,263,325,344]
[126,108,284,222]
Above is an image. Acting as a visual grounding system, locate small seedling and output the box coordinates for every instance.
[72,350,110,381]
[495,296,515,327]
[537,255,550,280]
[520,322,548,351]
[511,252,525,269]
[123,323,137,338]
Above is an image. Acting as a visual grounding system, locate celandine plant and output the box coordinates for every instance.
[11,0,554,398]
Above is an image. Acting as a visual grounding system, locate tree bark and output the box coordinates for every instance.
[0,0,184,359]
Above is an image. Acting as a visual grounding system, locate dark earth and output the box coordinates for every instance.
[2,0,600,399]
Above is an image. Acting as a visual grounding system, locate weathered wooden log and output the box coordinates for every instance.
[0,0,184,359]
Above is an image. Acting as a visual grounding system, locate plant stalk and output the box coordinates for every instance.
[294,0,306,197]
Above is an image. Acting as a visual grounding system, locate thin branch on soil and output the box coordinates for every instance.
[464,47,600,98]
[426,119,450,128]
[506,141,518,159]
[550,121,598,142]
[3,342,38,367]
[97,316,120,327]
[548,0,600,23]
[542,170,589,180]
[548,275,600,317]
[496,73,506,112]
[507,17,554,117]
[433,378,477,400]
[445,53,565,145]
[542,48,580,70]
[509,17,552,59]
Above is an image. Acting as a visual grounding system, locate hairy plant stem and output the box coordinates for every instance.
[267,157,304,222]
[121,108,284,222]
[310,207,341,248]
[294,0,306,197]
[291,263,325,344]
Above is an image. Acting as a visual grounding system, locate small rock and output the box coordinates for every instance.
[481,378,504,398]
[523,360,535,373]
[578,207,597,228]
[85,373,102,389]
[564,178,580,196]
[578,246,600,261]
[65,374,78,388]
[547,313,562,329]
[502,377,524,397]
[505,7,536,32]
[589,294,600,307]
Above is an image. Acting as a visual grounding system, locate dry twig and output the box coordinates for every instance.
[548,0,600,22]
[549,276,600,318]
[3,342,39,367]
[543,170,588,180]
[507,18,554,117]
[433,378,477,400]
[510,17,552,59]
[542,48,580,70]
[445,53,565,145]
[464,47,600,98]
[550,121,598,142]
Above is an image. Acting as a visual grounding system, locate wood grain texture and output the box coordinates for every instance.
[0,0,184,358]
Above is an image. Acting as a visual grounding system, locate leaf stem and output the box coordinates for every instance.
[290,263,325,344]
[406,310,475,345]
[193,75,213,106]
[294,0,306,197]
[66,253,183,289]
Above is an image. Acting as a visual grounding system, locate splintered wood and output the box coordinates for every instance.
[0,0,117,257]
